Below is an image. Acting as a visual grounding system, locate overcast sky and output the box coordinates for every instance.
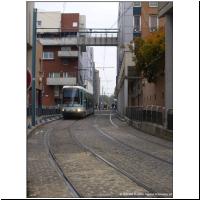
[35,2,119,96]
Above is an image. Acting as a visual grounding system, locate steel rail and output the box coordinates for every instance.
[44,122,82,198]
[68,126,157,195]
[95,115,172,165]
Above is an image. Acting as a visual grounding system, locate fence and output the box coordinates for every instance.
[126,106,173,130]
[167,109,173,130]
[27,106,61,117]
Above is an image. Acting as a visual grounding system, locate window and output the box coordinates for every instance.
[63,72,68,77]
[149,15,158,32]
[54,73,60,78]
[37,20,42,27]
[62,58,69,65]
[72,22,78,27]
[133,15,141,32]
[63,88,81,106]
[149,2,158,7]
[49,72,60,78]
[49,72,53,78]
[133,2,141,7]
[43,52,54,59]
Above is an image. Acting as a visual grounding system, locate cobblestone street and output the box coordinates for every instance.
[27,110,173,198]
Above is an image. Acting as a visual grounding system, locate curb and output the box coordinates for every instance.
[27,115,62,137]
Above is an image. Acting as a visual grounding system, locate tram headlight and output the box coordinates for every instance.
[77,108,81,112]
[62,108,65,112]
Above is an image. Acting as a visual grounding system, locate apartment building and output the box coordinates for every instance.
[132,1,165,107]
[37,12,94,106]
[116,1,165,115]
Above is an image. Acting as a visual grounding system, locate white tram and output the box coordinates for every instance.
[61,86,94,119]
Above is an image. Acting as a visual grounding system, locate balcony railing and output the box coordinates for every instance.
[58,50,78,57]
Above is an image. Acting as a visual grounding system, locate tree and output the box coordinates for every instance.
[131,28,165,83]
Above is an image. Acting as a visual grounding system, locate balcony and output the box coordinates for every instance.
[58,50,78,57]
[47,77,76,86]
[38,37,78,46]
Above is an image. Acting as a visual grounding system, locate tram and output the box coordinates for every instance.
[61,85,94,119]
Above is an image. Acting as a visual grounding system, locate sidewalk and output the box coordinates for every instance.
[27,114,62,136]
[115,111,172,141]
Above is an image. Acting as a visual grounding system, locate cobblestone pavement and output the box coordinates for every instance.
[27,111,173,198]
[70,112,173,195]
[97,113,173,163]
[27,121,74,198]
[48,120,148,197]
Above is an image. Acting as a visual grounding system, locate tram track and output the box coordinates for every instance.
[94,124,172,165]
[68,124,157,195]
[93,113,172,163]
[43,120,82,198]
[43,118,150,197]
[37,116,171,197]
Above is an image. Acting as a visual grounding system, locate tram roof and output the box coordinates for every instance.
[62,85,92,94]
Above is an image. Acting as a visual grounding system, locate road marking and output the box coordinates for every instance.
[109,113,119,128]
[35,130,44,135]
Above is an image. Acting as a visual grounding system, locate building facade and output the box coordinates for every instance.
[27,3,43,108]
[80,46,95,94]
[27,1,34,103]
[132,1,165,107]
[37,12,94,106]
[159,2,173,128]
[116,2,135,115]
[93,69,100,108]
[116,1,165,115]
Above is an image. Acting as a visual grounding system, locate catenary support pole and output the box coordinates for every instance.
[31,8,37,126]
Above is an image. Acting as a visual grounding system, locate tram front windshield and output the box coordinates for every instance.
[63,88,82,107]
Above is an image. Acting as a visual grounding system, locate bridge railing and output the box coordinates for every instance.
[37,28,118,37]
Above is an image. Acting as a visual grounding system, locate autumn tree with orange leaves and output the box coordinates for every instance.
[130,28,165,83]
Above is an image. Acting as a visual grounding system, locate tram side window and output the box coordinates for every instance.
[83,91,86,108]
[88,94,93,109]
[79,90,83,105]
[86,94,89,109]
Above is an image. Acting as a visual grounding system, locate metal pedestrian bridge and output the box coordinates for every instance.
[37,28,118,46]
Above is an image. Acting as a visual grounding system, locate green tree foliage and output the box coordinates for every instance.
[132,28,165,83]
